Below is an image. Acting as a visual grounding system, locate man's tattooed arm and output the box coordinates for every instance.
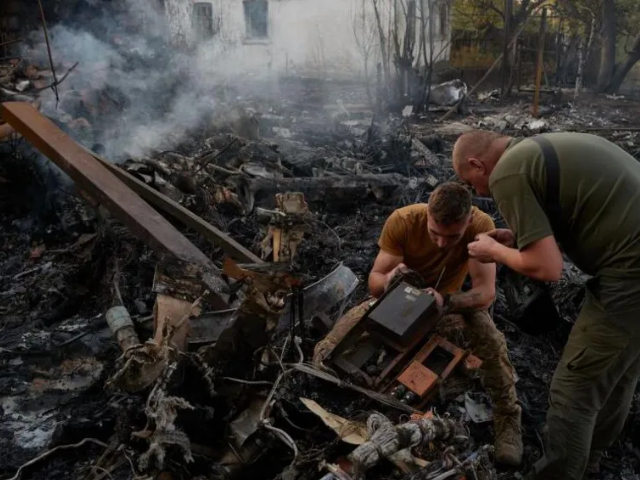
[443,258,496,314]
[444,290,490,314]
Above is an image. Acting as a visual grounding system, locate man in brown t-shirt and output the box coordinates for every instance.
[313,182,522,465]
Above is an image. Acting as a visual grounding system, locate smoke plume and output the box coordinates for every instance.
[23,0,372,160]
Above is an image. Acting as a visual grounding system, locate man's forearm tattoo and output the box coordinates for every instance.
[446,291,486,314]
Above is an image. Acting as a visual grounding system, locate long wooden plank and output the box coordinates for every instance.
[1,101,212,267]
[80,145,263,264]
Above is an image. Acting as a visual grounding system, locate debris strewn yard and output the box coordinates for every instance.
[2,2,640,480]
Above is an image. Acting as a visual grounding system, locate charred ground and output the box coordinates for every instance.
[2,74,640,480]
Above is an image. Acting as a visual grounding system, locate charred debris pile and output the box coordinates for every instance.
[3,47,640,480]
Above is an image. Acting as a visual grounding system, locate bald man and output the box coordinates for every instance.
[453,129,640,480]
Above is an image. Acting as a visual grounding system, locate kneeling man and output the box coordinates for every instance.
[313,182,522,465]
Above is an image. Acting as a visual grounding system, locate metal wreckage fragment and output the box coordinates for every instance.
[102,256,302,470]
[106,260,212,393]
[105,252,308,392]
[258,192,310,262]
[185,191,359,345]
[185,262,359,345]
[198,257,302,371]
[99,190,361,472]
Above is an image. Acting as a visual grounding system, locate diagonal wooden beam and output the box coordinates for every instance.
[1,101,213,268]
[80,145,263,264]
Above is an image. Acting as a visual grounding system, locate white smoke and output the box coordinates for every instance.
[25,0,378,159]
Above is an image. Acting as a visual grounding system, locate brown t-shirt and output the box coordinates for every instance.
[377,204,495,293]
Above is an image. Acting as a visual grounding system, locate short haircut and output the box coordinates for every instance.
[453,129,506,170]
[428,182,472,225]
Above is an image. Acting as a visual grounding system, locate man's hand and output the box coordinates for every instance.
[424,288,444,308]
[383,262,409,290]
[468,233,500,263]
[486,228,515,248]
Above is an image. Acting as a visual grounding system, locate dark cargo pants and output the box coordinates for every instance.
[527,292,640,480]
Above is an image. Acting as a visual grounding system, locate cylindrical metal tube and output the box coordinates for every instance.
[106,306,140,352]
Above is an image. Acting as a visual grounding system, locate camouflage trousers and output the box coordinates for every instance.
[313,299,519,416]
[437,310,519,416]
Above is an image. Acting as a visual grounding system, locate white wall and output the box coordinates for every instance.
[189,0,451,80]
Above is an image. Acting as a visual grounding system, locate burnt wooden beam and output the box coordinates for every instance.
[236,173,429,210]
[79,145,263,264]
[1,101,213,268]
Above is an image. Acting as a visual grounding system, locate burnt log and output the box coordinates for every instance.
[233,173,428,212]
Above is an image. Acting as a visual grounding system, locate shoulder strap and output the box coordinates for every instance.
[530,135,565,242]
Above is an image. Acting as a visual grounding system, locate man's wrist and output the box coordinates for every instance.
[489,240,512,265]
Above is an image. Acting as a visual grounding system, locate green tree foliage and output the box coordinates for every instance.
[452,0,504,32]
[614,0,640,61]
[451,0,640,92]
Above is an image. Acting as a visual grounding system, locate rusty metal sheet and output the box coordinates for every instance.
[1,102,211,267]
[397,361,438,397]
[277,262,359,328]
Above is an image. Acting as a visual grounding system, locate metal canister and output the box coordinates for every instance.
[106,306,140,352]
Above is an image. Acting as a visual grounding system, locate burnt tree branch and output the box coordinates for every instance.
[233,173,429,211]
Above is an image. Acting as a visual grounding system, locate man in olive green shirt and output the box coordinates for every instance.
[452,130,640,480]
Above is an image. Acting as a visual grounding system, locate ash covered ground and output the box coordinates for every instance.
[3,50,640,480]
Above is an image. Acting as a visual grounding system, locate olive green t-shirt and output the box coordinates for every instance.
[489,132,640,315]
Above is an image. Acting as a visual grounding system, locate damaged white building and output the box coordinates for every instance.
[170,0,454,79]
